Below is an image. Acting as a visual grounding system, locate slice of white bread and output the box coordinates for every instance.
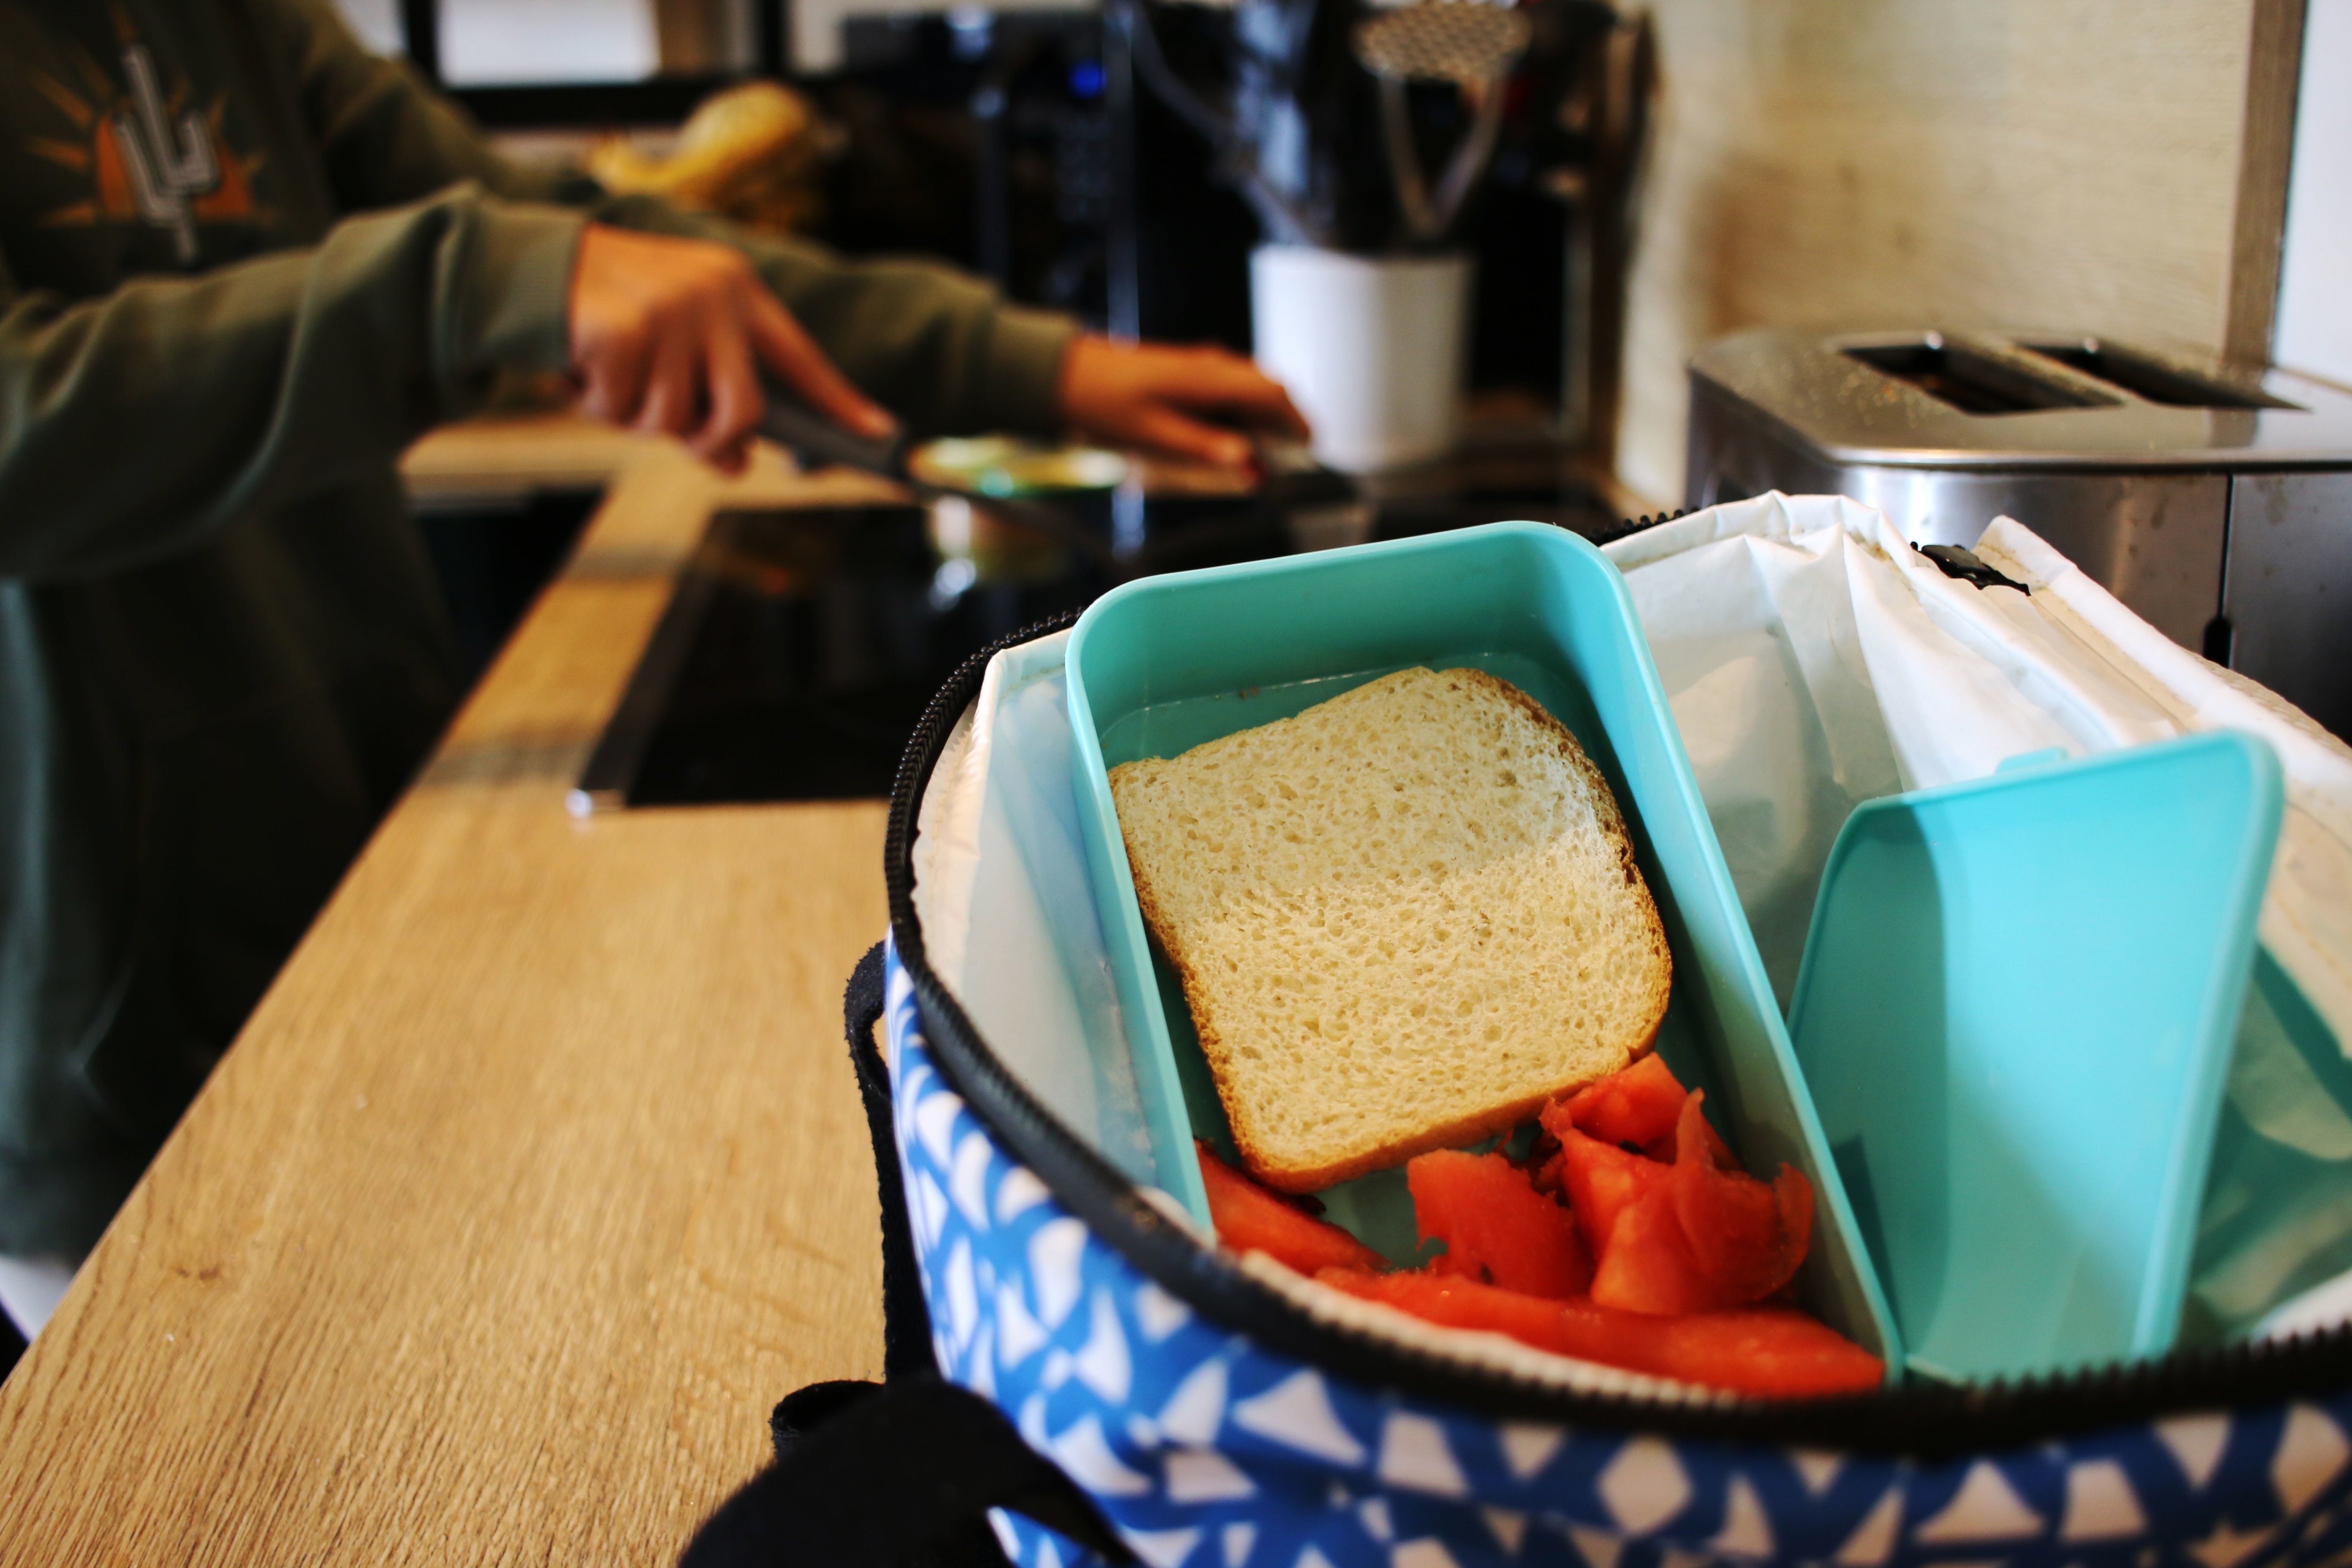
[1109,665,1672,1191]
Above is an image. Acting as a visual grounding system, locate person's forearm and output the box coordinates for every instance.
[0,185,580,582]
[589,195,1078,438]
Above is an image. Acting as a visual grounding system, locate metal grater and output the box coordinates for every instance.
[1352,2,1532,245]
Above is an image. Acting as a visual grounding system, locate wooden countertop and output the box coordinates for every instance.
[0,418,909,1564]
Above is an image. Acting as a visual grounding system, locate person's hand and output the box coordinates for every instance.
[568,225,894,472]
[1057,334,1310,469]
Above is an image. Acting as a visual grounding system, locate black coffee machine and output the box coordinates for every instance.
[938,0,1648,474]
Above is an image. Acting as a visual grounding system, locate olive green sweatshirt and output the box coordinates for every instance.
[0,0,1079,1253]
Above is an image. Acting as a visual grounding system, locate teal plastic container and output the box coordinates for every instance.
[1065,521,1902,1369]
[1787,734,2284,1382]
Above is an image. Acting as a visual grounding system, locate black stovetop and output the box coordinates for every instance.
[578,477,1624,808]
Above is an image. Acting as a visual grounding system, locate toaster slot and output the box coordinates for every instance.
[2022,340,2303,410]
[1842,340,2119,414]
[1844,341,2126,416]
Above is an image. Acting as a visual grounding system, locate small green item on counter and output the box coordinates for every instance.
[911,437,1129,497]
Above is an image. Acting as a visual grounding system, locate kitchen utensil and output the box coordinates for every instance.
[757,395,1124,576]
[1117,0,1328,247]
[759,385,1367,566]
[1352,0,1531,245]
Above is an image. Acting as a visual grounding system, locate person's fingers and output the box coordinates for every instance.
[1224,372,1312,440]
[570,227,655,427]
[634,317,703,440]
[577,327,651,426]
[694,314,763,463]
[1059,335,1315,462]
[748,292,895,438]
[708,431,753,475]
[1128,404,1255,468]
[1166,350,1312,438]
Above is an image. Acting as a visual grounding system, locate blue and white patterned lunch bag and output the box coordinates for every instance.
[686,609,2352,1568]
[879,931,2352,1568]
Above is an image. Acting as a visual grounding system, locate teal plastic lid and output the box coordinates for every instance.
[1788,733,2284,1380]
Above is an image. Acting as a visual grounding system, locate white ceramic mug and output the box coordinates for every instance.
[1250,246,1473,473]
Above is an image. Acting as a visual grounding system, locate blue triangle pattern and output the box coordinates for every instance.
[882,939,2352,1568]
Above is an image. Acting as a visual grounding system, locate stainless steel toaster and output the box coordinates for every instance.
[1685,329,2352,740]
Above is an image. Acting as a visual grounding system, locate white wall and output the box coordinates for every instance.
[330,0,405,56]
[441,0,662,84]
[2274,0,2352,386]
[328,0,662,80]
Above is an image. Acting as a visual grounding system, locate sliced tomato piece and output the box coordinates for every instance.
[1771,1168,1814,1284]
[1646,1308,1882,1398]
[1644,1102,1738,1169]
[1406,1149,1591,1299]
[1551,1126,1671,1254]
[1196,1141,1384,1276]
[1561,1053,1688,1147]
[1316,1267,1655,1371]
[1315,1269,1882,1399]
[1669,1092,1813,1304]
[1589,1180,1732,1314]
[1536,1093,1579,1150]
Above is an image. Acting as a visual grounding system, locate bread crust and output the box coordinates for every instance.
[1115,666,1673,1193]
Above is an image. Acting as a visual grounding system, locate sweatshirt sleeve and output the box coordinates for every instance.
[0,184,582,582]
[255,0,600,210]
[590,194,1080,439]
[240,0,1075,434]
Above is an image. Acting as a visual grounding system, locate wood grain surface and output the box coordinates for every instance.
[0,422,909,1565]
[1615,0,2304,502]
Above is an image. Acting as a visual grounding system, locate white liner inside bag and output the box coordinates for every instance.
[912,631,1159,1188]
[1609,494,2352,1343]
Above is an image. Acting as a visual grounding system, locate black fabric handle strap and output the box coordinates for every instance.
[842,938,943,1383]
[679,944,1128,1568]
[686,1376,1129,1567]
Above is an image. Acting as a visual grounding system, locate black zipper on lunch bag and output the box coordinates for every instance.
[879,528,2352,1459]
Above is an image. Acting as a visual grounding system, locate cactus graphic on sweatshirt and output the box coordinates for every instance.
[112,42,219,263]
[18,16,263,267]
